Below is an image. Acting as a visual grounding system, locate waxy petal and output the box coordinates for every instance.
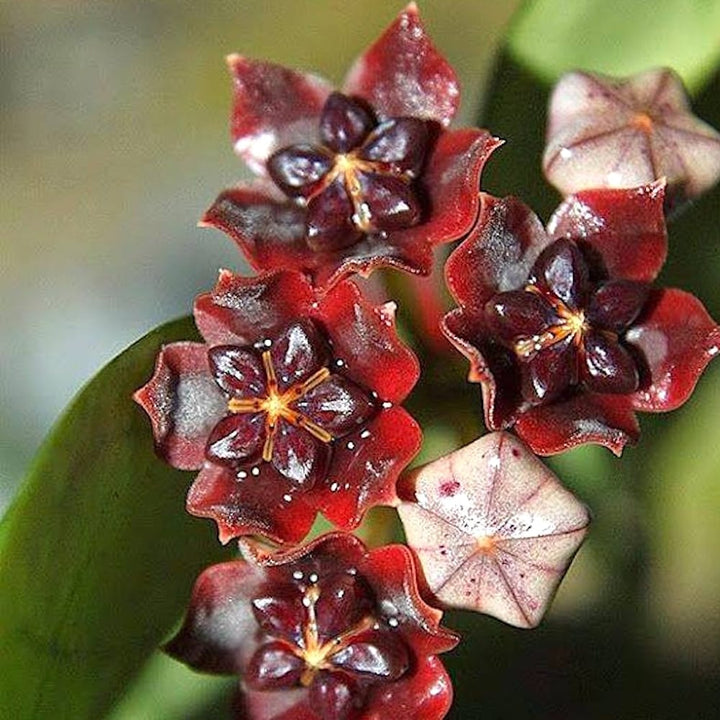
[269,319,330,392]
[246,642,305,690]
[271,420,330,489]
[205,413,265,467]
[343,3,459,126]
[360,117,429,176]
[186,462,317,545]
[626,288,720,412]
[133,342,227,471]
[484,290,559,344]
[267,144,333,198]
[356,171,422,232]
[305,177,361,252]
[587,280,650,331]
[521,338,576,405]
[581,330,639,395]
[445,193,552,311]
[514,393,639,456]
[548,183,667,283]
[317,407,422,531]
[208,345,266,398]
[227,56,332,174]
[397,432,590,627]
[530,238,589,309]
[319,92,375,153]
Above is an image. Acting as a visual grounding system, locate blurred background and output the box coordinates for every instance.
[2,1,719,718]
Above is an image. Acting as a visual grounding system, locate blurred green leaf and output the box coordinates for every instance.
[508,0,720,94]
[0,317,231,720]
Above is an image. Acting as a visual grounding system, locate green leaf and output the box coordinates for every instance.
[508,0,720,94]
[0,317,231,720]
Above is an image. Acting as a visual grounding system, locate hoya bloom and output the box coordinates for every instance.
[202,3,501,289]
[543,68,720,210]
[398,432,590,628]
[166,533,458,720]
[442,183,720,455]
[134,270,421,544]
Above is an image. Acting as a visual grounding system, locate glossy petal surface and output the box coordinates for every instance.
[166,534,457,720]
[398,433,590,628]
[543,68,720,208]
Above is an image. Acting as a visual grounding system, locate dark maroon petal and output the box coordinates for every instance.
[484,290,558,345]
[581,330,639,394]
[626,288,720,412]
[356,171,422,233]
[270,320,331,392]
[206,413,265,466]
[366,655,453,720]
[271,421,330,489]
[319,92,375,152]
[246,641,304,690]
[547,182,667,283]
[445,194,552,310]
[309,673,358,720]
[314,572,375,644]
[165,561,267,674]
[360,118,429,176]
[521,339,577,405]
[296,374,376,437]
[306,178,362,252]
[315,407,421,531]
[187,463,317,545]
[530,239,589,309]
[208,345,266,397]
[343,4,459,126]
[194,270,315,348]
[227,56,331,173]
[133,342,227,471]
[331,631,409,680]
[514,392,639,456]
[267,144,333,198]
[587,280,650,331]
[252,587,306,645]
[317,281,419,403]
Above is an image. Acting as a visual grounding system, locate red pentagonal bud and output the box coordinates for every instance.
[319,92,375,152]
[267,144,333,198]
[360,117,429,176]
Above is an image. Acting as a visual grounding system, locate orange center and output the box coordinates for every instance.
[227,350,333,462]
[631,112,654,134]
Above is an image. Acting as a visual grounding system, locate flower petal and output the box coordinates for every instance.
[194,269,315,347]
[133,342,226,470]
[581,330,639,395]
[342,4,459,126]
[270,320,331,391]
[164,560,267,674]
[514,392,639,456]
[626,288,720,412]
[445,193,551,311]
[315,407,422,531]
[186,462,317,545]
[271,420,330,490]
[206,413,266,467]
[319,92,375,152]
[317,282,419,403]
[208,345,266,397]
[547,182,667,283]
[227,55,332,174]
[360,117,429,176]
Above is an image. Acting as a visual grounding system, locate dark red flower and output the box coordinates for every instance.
[543,68,720,210]
[166,533,458,720]
[201,4,501,289]
[134,270,421,544]
[442,183,720,455]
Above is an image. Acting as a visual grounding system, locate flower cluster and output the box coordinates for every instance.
[134,5,720,719]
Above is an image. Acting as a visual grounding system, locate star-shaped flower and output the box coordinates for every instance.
[202,3,501,289]
[397,432,590,628]
[134,270,421,544]
[442,183,720,455]
[543,68,720,210]
[166,533,458,720]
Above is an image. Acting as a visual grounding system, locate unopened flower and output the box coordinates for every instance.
[442,183,720,455]
[166,533,458,720]
[134,270,421,544]
[202,3,500,288]
[543,68,720,210]
[398,432,590,628]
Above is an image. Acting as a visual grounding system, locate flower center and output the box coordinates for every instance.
[325,152,384,232]
[631,111,654,134]
[227,350,333,462]
[513,285,588,360]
